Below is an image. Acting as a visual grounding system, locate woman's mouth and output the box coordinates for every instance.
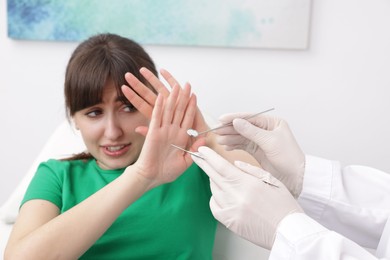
[102,144,130,156]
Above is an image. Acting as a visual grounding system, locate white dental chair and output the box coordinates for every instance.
[0,120,270,259]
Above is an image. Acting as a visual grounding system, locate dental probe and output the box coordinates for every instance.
[170,144,205,159]
[187,107,275,137]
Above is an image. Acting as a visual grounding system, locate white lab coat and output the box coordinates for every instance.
[270,155,390,259]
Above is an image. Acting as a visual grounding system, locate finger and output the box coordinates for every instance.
[180,93,197,130]
[197,146,240,179]
[189,136,206,152]
[191,150,225,184]
[215,134,245,147]
[162,84,180,125]
[121,85,153,118]
[148,94,164,130]
[124,72,157,107]
[234,161,280,187]
[232,118,269,143]
[140,67,170,98]
[219,113,277,131]
[172,83,191,125]
[192,152,232,207]
[248,115,280,130]
[233,161,265,179]
[160,68,182,90]
[213,125,237,135]
[218,112,253,124]
[194,107,207,128]
[134,125,149,137]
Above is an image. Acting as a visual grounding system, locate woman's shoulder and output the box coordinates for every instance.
[37,158,94,174]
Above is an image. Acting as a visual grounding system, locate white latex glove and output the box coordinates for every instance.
[192,146,303,250]
[215,114,305,197]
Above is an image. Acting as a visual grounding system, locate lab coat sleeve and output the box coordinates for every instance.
[270,213,389,260]
[297,155,390,250]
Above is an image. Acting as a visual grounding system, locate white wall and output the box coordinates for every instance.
[1,0,389,212]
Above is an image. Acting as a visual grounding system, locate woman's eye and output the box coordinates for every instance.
[85,110,102,117]
[123,104,136,112]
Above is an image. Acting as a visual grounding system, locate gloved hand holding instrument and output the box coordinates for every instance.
[215,113,305,198]
[191,146,303,249]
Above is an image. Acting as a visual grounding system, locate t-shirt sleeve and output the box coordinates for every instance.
[21,159,63,209]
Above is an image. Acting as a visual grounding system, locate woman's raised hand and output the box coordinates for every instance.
[122,67,210,136]
[123,72,204,190]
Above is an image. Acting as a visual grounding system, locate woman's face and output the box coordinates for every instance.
[73,80,149,170]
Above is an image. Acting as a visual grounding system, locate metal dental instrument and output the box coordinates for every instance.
[171,144,278,186]
[171,145,277,186]
[171,144,205,159]
[187,107,275,137]
[261,180,279,188]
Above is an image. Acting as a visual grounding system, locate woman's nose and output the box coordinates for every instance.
[104,117,123,140]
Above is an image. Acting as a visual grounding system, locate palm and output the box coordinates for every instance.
[141,125,191,182]
[129,83,199,189]
[121,68,209,187]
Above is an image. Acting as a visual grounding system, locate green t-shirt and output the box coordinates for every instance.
[22,159,217,259]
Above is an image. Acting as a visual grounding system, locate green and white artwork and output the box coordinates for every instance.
[7,0,312,49]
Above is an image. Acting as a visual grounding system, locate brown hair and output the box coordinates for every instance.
[63,33,157,160]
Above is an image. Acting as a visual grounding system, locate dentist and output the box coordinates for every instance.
[192,113,390,259]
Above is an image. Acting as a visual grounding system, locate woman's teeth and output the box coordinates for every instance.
[106,145,125,152]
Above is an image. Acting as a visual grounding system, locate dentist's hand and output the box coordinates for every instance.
[192,146,303,249]
[215,114,305,197]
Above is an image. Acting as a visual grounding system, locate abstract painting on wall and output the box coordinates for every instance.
[7,0,312,50]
